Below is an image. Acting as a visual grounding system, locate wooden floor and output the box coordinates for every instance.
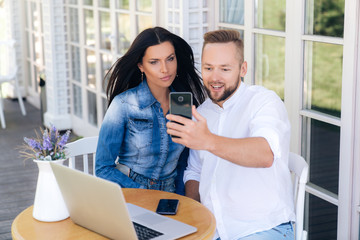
[0,99,77,240]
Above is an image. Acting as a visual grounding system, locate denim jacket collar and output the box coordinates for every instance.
[136,78,175,110]
[136,79,157,110]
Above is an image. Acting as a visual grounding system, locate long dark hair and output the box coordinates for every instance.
[105,27,206,107]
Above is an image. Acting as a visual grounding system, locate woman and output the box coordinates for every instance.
[95,27,206,193]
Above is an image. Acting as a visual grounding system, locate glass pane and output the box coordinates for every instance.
[137,15,152,34]
[219,0,244,25]
[69,8,79,43]
[101,53,112,93]
[87,91,98,126]
[100,11,111,50]
[137,0,152,12]
[25,2,29,28]
[39,3,44,32]
[71,46,81,82]
[99,0,110,8]
[302,117,340,194]
[84,10,95,47]
[34,35,42,65]
[255,34,285,100]
[86,49,96,89]
[117,13,131,55]
[31,2,40,32]
[26,32,30,59]
[116,0,129,9]
[255,0,286,31]
[68,0,78,4]
[304,41,342,117]
[73,84,82,118]
[305,0,344,38]
[84,0,93,5]
[219,27,244,39]
[202,0,207,7]
[42,36,45,65]
[27,61,33,88]
[307,194,338,239]
[34,65,39,93]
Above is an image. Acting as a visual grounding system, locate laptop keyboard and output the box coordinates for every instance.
[133,222,164,240]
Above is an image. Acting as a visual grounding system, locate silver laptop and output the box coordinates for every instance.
[50,163,197,240]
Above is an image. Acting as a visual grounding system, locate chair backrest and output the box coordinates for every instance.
[288,152,309,240]
[0,40,18,81]
[65,136,98,175]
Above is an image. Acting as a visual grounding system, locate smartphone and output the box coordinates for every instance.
[156,199,179,215]
[169,92,193,120]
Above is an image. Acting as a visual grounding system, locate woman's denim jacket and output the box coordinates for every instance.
[95,80,185,191]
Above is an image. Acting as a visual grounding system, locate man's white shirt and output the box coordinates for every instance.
[184,83,296,240]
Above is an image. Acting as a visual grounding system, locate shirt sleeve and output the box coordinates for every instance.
[183,148,202,183]
[95,97,142,188]
[249,91,290,161]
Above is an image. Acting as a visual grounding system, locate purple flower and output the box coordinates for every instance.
[21,125,71,161]
[24,137,42,150]
[42,130,53,151]
[58,130,70,149]
[50,125,57,143]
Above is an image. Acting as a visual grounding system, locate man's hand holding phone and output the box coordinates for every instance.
[166,95,213,151]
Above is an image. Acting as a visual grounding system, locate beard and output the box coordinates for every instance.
[205,76,241,104]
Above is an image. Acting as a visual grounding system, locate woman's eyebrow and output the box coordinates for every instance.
[148,53,175,61]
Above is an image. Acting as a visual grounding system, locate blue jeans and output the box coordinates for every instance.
[216,222,294,240]
[129,169,176,192]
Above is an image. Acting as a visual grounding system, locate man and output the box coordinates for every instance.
[166,30,295,239]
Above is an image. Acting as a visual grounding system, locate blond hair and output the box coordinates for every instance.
[202,29,244,63]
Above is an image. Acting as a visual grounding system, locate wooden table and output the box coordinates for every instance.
[12,188,216,240]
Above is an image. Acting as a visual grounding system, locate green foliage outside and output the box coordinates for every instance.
[257,0,344,116]
[312,0,344,38]
[260,0,286,31]
[256,35,285,100]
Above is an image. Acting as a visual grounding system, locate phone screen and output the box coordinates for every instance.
[169,92,192,119]
[156,199,179,215]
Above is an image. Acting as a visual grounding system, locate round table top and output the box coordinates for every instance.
[12,188,216,240]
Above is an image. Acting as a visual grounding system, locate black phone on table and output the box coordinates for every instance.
[156,199,179,215]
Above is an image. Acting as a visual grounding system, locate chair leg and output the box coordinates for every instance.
[0,84,3,109]
[14,78,26,116]
[0,96,5,129]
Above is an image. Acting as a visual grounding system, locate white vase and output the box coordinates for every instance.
[32,159,69,222]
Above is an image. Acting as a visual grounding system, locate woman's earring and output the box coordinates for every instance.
[141,72,144,81]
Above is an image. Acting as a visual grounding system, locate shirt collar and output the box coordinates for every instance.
[209,81,246,111]
[136,79,157,109]
[222,81,246,109]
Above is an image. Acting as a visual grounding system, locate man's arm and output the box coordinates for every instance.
[166,106,274,168]
[185,180,200,201]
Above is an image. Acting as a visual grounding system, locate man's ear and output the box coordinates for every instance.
[240,61,248,77]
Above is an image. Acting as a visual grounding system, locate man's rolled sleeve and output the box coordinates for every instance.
[183,149,202,183]
[252,127,281,160]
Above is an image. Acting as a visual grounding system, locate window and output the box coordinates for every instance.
[216,0,359,238]
[66,0,155,134]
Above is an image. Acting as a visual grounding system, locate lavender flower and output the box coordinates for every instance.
[50,125,57,144]
[58,130,70,149]
[42,130,53,151]
[20,125,71,161]
[24,137,42,151]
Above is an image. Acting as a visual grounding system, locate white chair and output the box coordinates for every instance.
[65,136,98,175]
[0,40,26,129]
[288,152,309,240]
